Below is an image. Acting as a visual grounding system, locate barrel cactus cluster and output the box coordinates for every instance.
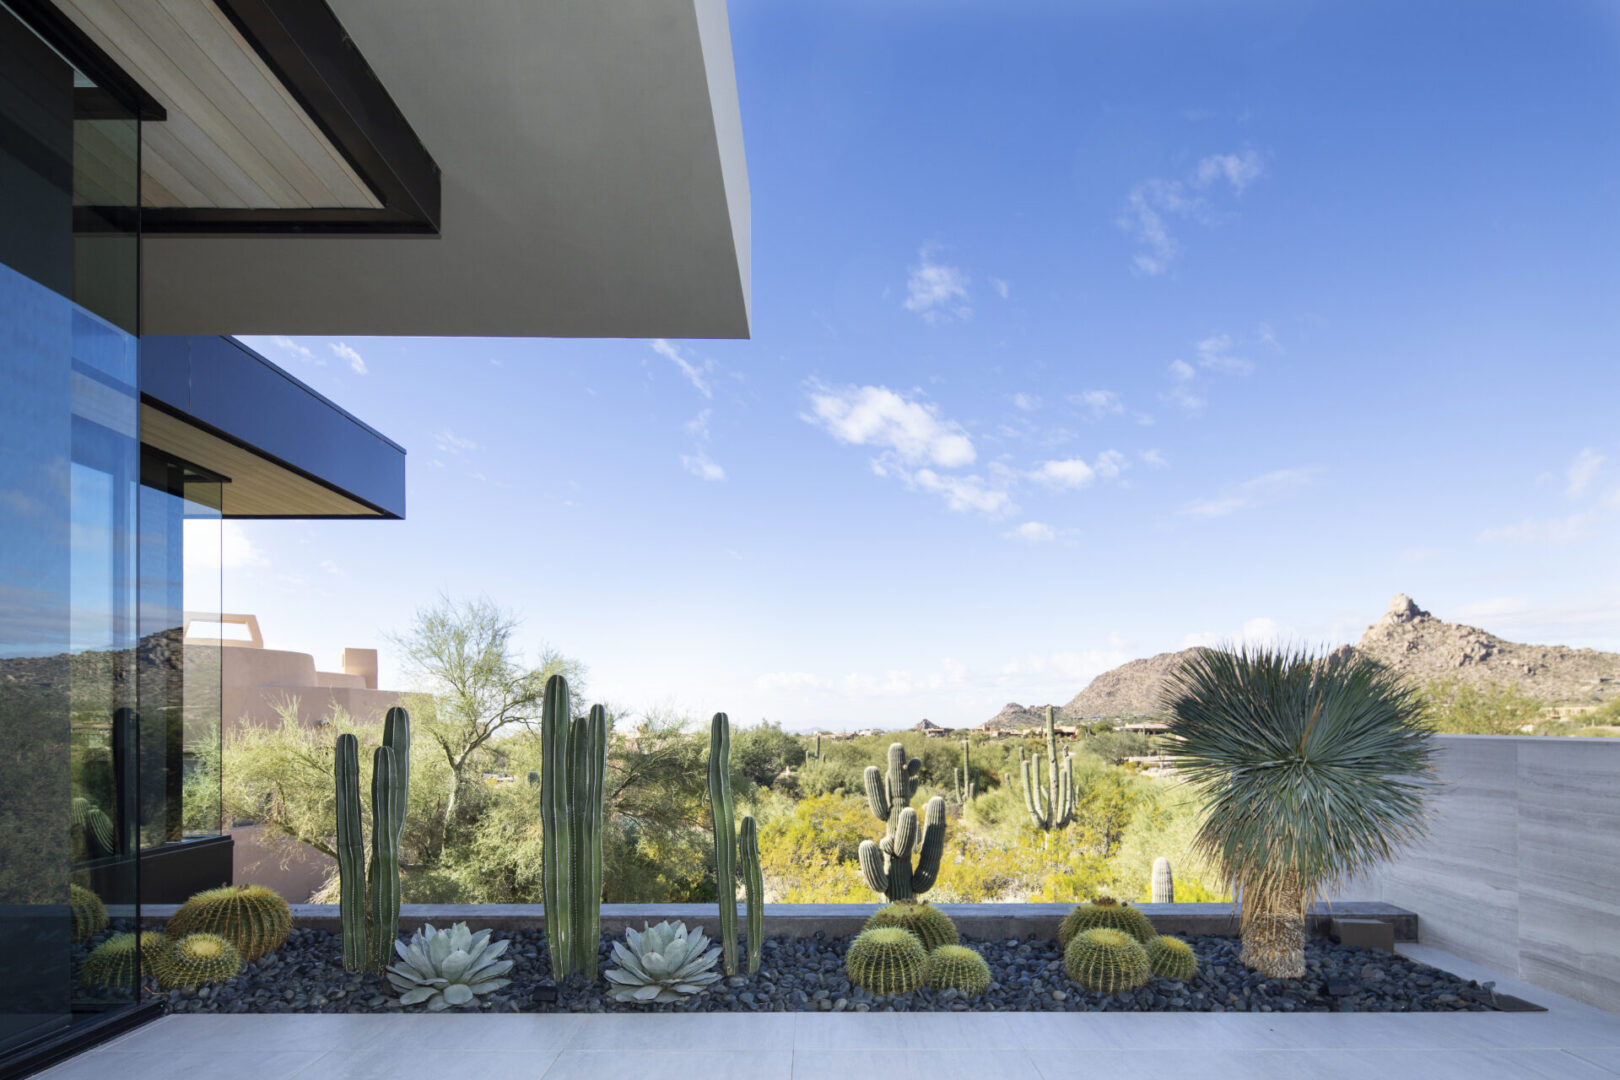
[1145,934,1199,981]
[924,944,992,995]
[80,932,166,990]
[863,901,958,952]
[1063,927,1152,994]
[166,885,291,963]
[154,932,243,989]
[1058,897,1156,948]
[69,884,106,943]
[845,926,928,995]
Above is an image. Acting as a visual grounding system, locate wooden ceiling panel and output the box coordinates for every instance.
[57,0,382,210]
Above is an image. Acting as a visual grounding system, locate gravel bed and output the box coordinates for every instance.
[154,927,1498,1014]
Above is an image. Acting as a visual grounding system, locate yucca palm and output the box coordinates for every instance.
[1161,645,1435,978]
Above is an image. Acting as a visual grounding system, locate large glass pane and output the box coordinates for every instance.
[0,1,141,1060]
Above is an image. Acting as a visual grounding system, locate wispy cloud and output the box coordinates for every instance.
[1140,449,1167,468]
[1194,334,1252,375]
[1479,513,1595,546]
[1073,389,1125,419]
[652,339,714,398]
[434,430,476,454]
[903,245,971,323]
[1567,448,1606,499]
[1180,467,1317,518]
[681,409,725,481]
[906,468,1011,515]
[1118,148,1266,275]
[270,336,318,364]
[1030,449,1128,490]
[331,341,367,374]
[991,278,1011,300]
[1006,521,1055,543]
[1011,392,1041,412]
[804,383,975,467]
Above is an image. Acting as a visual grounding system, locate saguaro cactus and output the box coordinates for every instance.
[707,712,739,975]
[739,815,764,975]
[858,742,946,901]
[954,738,975,803]
[540,675,606,981]
[1022,706,1074,831]
[1152,857,1176,903]
[333,707,411,974]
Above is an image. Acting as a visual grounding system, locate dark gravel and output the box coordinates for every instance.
[155,926,1499,1014]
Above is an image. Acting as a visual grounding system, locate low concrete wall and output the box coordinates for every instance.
[1350,735,1620,1013]
[142,900,1416,941]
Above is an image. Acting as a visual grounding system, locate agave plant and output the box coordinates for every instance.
[604,920,723,1004]
[385,922,513,1010]
[1161,645,1435,979]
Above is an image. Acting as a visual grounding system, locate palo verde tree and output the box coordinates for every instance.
[1161,645,1435,979]
[388,595,582,852]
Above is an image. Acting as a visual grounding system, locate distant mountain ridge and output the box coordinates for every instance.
[979,594,1620,727]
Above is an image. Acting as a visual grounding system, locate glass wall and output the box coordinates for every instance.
[0,1,143,1061]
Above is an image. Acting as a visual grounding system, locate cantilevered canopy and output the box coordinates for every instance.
[137,0,750,338]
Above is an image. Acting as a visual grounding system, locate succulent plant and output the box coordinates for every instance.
[71,796,115,858]
[1058,897,1156,947]
[954,739,974,803]
[845,926,927,996]
[863,901,958,953]
[539,678,606,981]
[924,944,992,995]
[386,922,513,1011]
[334,706,411,974]
[858,743,946,902]
[167,885,291,963]
[604,920,723,1004]
[708,712,739,975]
[69,884,106,943]
[1023,706,1075,830]
[1145,934,1199,981]
[1063,928,1151,995]
[1151,857,1175,903]
[80,932,167,989]
[155,933,242,989]
[739,814,765,975]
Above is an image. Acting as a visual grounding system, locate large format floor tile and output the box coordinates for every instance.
[543,1048,793,1080]
[562,1012,795,1050]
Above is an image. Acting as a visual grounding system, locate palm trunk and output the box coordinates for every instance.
[1239,876,1306,979]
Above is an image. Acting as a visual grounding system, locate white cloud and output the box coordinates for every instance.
[1118,148,1265,274]
[909,469,1010,515]
[681,450,725,481]
[1195,149,1265,194]
[434,430,476,454]
[841,670,916,697]
[1031,458,1095,489]
[1140,449,1167,468]
[1011,392,1041,412]
[270,336,317,363]
[992,278,1011,300]
[804,383,975,467]
[1092,449,1127,479]
[651,339,713,398]
[1257,321,1281,351]
[1180,467,1318,518]
[685,410,712,440]
[1194,334,1253,375]
[1169,359,1195,381]
[1007,521,1055,543]
[330,342,367,374]
[903,245,971,322]
[320,559,341,575]
[999,647,1130,683]
[1182,615,1285,650]
[1479,512,1594,546]
[1074,389,1125,418]
[1567,448,1606,499]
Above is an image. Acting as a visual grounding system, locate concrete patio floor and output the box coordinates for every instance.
[37,946,1620,1080]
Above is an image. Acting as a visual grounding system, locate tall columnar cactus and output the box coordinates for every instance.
[707,712,739,975]
[739,815,764,975]
[1151,857,1175,903]
[540,676,606,981]
[333,709,411,974]
[1022,706,1074,831]
[858,742,946,902]
[334,733,367,972]
[954,738,975,803]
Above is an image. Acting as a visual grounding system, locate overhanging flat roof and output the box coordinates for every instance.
[139,0,750,339]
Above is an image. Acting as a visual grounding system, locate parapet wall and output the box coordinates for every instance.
[1349,734,1620,1012]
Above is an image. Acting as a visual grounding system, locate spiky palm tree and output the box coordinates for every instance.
[1161,645,1435,979]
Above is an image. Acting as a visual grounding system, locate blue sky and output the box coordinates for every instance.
[230,0,1620,729]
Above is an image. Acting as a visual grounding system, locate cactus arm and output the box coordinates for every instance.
[368,746,401,974]
[862,765,890,823]
[374,707,411,959]
[893,805,919,857]
[910,797,947,895]
[333,733,367,973]
[574,706,607,978]
[708,713,738,976]
[883,840,913,901]
[540,674,574,980]
[1022,754,1049,829]
[857,840,889,896]
[739,815,764,974]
